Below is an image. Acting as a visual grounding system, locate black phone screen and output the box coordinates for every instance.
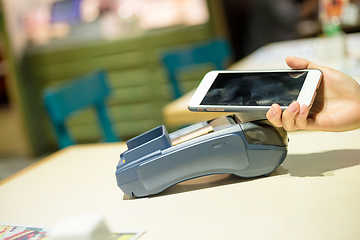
[200,71,308,106]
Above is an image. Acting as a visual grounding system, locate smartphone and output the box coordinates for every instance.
[188,69,323,112]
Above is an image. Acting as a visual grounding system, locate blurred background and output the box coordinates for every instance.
[0,0,359,177]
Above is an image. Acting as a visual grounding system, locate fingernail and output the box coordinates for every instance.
[300,105,307,115]
[270,106,277,116]
[288,103,298,113]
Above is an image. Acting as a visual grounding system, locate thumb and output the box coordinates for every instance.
[286,56,323,70]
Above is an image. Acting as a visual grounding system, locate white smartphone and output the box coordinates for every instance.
[188,69,323,112]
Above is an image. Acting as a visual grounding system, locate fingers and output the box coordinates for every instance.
[266,102,310,131]
[266,104,282,127]
[282,101,300,131]
[296,104,310,129]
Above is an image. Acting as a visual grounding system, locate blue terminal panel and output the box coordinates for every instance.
[116,115,288,197]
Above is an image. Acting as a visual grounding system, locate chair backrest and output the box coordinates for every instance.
[161,38,232,99]
[43,71,119,149]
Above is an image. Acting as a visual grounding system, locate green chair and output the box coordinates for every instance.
[43,71,119,149]
[161,38,232,99]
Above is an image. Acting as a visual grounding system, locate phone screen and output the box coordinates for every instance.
[200,71,308,107]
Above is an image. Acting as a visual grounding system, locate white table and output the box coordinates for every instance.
[1,128,360,240]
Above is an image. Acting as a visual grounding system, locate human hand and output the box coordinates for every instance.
[266,56,360,132]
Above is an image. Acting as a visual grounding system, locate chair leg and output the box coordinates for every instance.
[55,124,75,149]
[96,102,120,142]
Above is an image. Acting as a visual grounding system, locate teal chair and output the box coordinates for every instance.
[161,38,232,99]
[43,71,119,149]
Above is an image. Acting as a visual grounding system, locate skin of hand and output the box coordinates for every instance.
[266,56,360,132]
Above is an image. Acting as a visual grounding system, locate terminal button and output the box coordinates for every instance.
[206,108,225,111]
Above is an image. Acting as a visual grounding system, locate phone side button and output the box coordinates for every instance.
[206,108,225,112]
